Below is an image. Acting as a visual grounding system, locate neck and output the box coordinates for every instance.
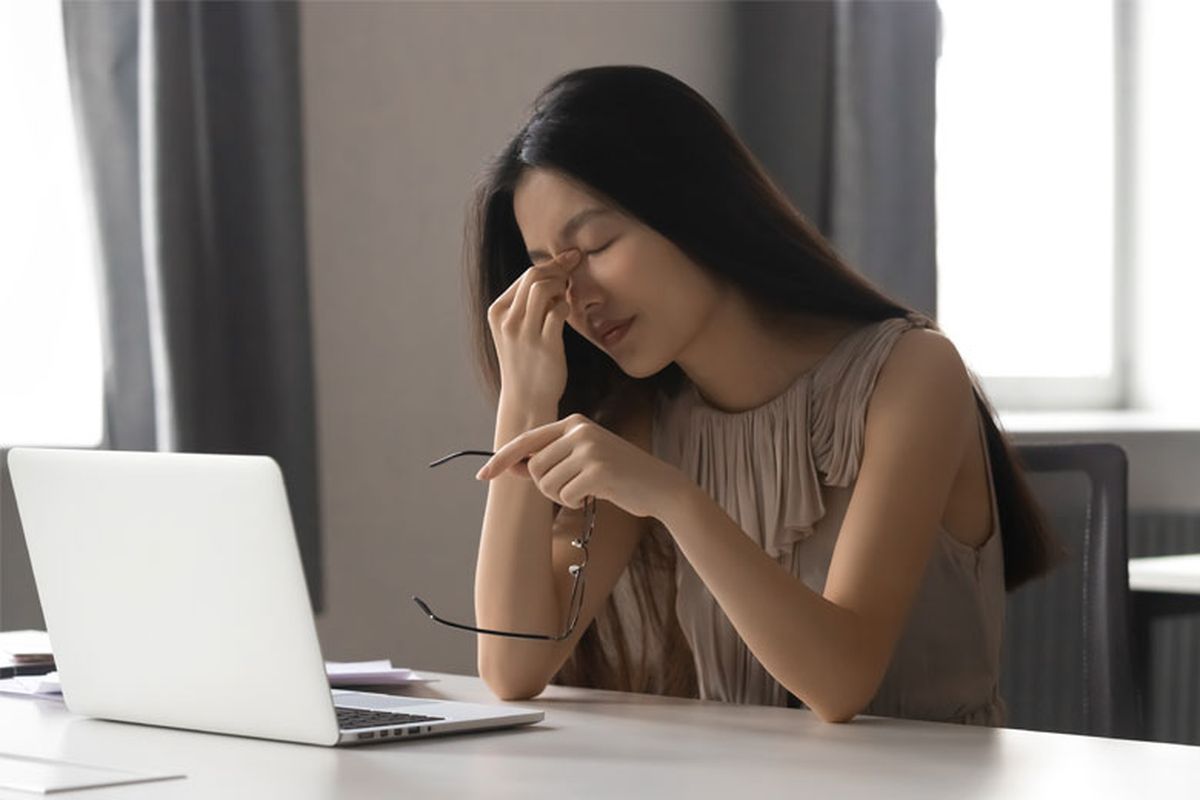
[675,292,858,413]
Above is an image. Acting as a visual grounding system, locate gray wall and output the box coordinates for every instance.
[300,1,734,674]
[0,451,44,630]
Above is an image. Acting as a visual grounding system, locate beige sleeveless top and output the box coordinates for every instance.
[649,313,1006,725]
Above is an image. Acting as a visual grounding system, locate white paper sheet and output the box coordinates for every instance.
[0,631,52,661]
[324,660,438,687]
[0,752,184,794]
[0,661,437,699]
[0,672,61,698]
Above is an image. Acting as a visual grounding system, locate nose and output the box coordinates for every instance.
[564,261,601,314]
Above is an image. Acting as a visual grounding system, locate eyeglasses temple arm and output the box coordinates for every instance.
[428,450,496,468]
[411,595,569,641]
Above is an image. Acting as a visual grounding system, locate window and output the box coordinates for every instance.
[936,0,1118,411]
[0,2,103,447]
[937,0,1200,416]
[1129,0,1200,413]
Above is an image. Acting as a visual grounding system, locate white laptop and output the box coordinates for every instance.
[6,447,543,746]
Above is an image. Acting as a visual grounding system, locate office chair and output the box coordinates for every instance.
[1000,442,1142,739]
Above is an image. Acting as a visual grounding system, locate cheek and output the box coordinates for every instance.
[591,251,638,290]
[643,271,722,344]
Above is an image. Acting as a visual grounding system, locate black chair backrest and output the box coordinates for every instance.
[1001,442,1141,739]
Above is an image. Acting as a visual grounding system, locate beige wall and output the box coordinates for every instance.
[300,1,733,674]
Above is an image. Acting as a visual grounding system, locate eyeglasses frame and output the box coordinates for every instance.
[411,449,595,642]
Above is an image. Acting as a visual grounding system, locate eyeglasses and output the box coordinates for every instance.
[411,449,595,641]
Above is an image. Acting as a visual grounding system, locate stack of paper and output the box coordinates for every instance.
[0,672,61,697]
[0,631,57,697]
[325,660,437,687]
[0,630,52,664]
[0,660,435,698]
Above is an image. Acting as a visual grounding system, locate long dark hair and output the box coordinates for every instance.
[463,65,1060,696]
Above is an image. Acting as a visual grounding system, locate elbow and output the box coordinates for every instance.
[799,642,890,724]
[484,677,546,702]
[793,674,879,724]
[478,654,549,702]
[809,699,864,724]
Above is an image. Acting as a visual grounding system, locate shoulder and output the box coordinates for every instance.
[866,327,975,448]
[809,319,974,487]
[878,327,971,395]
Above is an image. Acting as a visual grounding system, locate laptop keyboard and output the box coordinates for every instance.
[335,706,445,730]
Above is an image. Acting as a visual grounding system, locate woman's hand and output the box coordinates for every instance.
[487,249,582,410]
[474,413,691,520]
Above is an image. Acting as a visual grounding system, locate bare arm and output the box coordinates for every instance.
[655,330,976,721]
[475,395,653,700]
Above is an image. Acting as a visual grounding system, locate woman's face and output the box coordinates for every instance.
[511,168,727,378]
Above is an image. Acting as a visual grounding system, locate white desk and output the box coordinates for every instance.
[0,672,1197,798]
[1130,554,1200,595]
[1128,554,1200,735]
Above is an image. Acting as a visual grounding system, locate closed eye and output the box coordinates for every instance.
[588,239,615,255]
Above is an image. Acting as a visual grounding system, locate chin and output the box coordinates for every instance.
[617,354,671,380]
[622,365,657,380]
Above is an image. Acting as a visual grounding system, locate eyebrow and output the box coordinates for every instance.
[526,207,614,261]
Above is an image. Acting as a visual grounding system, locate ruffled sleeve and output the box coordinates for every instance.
[809,312,936,487]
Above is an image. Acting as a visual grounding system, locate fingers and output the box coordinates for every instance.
[539,247,582,272]
[477,414,588,480]
[555,469,595,510]
[488,249,581,334]
[536,456,589,508]
[475,415,595,508]
[487,270,523,321]
[524,433,577,482]
[476,419,567,479]
[512,250,580,337]
[524,279,565,338]
[542,294,570,339]
[502,434,589,508]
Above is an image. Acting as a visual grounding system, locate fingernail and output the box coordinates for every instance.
[560,249,580,265]
[474,467,488,480]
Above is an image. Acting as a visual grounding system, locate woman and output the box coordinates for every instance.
[460,65,1058,724]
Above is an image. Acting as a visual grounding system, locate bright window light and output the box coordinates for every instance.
[936,0,1115,380]
[0,2,104,447]
[1132,0,1200,412]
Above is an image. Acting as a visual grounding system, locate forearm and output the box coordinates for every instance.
[474,396,565,696]
[660,484,888,722]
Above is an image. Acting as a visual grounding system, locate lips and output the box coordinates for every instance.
[595,317,635,347]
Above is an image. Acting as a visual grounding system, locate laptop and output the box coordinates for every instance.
[6,447,543,746]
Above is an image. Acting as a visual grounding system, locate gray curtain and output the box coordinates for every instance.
[732,0,941,317]
[62,0,322,609]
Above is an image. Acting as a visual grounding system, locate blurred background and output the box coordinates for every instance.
[1,0,1197,744]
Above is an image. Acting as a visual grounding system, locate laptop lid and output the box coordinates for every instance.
[8,448,341,746]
